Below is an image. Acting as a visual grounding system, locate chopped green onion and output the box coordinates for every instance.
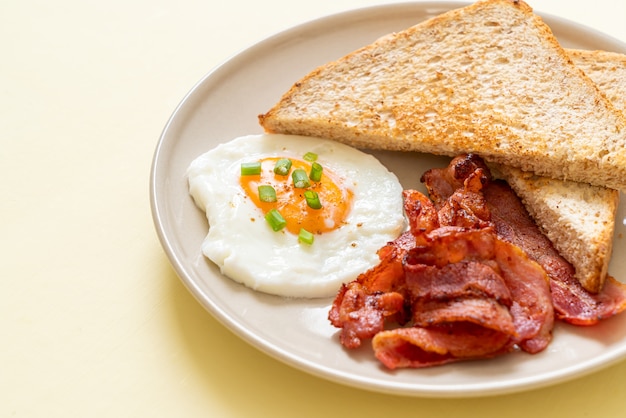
[273,158,292,176]
[303,152,318,162]
[291,168,310,188]
[258,185,277,202]
[304,190,322,209]
[265,209,286,231]
[241,161,262,176]
[309,162,323,182]
[298,228,314,245]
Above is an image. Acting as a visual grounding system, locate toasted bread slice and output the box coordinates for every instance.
[567,49,626,113]
[259,0,626,190]
[492,49,625,293]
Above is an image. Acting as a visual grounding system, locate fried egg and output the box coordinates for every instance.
[187,134,405,298]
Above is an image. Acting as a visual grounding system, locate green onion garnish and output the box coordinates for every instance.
[241,161,262,176]
[291,168,310,188]
[303,152,318,162]
[304,190,322,209]
[298,228,314,245]
[309,162,323,182]
[273,158,292,176]
[265,209,286,231]
[258,185,277,202]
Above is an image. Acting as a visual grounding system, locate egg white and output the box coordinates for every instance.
[187,134,406,298]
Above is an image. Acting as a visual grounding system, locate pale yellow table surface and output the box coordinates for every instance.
[3,1,626,416]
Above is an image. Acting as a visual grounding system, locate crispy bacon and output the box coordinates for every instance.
[403,225,553,354]
[328,282,405,349]
[328,231,413,349]
[550,274,626,325]
[423,154,626,325]
[373,323,513,369]
[405,261,513,307]
[329,161,554,368]
[329,154,626,369]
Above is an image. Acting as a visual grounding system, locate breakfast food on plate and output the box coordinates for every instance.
[492,48,626,293]
[252,0,626,367]
[259,0,626,292]
[330,157,555,368]
[258,0,626,191]
[186,134,405,298]
[330,155,626,368]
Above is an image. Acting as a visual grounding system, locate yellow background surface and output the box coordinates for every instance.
[3,1,626,416]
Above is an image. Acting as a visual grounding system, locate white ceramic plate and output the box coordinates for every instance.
[150,2,626,397]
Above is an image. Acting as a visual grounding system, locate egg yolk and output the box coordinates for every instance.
[240,157,353,235]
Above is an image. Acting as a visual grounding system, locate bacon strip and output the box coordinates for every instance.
[403,225,552,354]
[405,260,517,339]
[422,154,626,325]
[329,167,553,368]
[328,282,405,349]
[329,154,626,369]
[328,241,408,349]
[405,261,513,307]
[373,323,514,369]
[550,274,626,326]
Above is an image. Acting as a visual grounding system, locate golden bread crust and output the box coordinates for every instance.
[259,0,626,190]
